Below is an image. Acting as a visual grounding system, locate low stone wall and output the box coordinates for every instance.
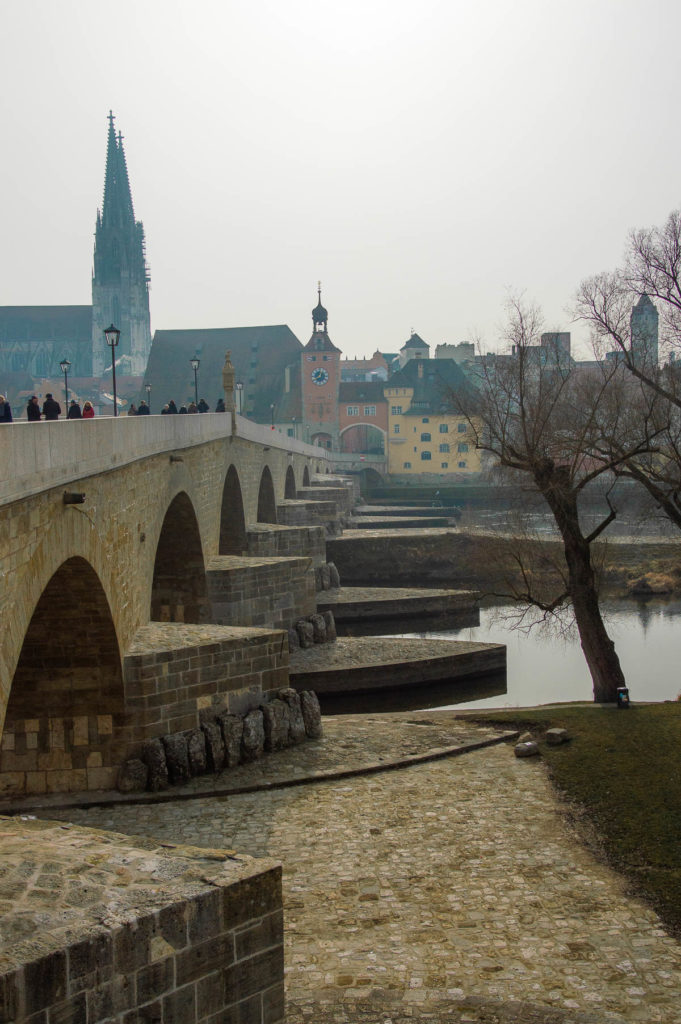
[206,555,316,630]
[296,485,354,516]
[245,522,326,566]
[0,817,284,1024]
[277,499,344,535]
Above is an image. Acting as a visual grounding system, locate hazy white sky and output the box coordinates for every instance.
[2,0,680,358]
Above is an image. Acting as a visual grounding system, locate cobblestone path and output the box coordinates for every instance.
[46,716,681,1023]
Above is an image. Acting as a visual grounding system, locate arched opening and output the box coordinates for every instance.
[219,465,247,554]
[340,423,386,454]
[284,465,297,499]
[312,432,332,449]
[257,466,277,523]
[359,467,384,494]
[151,492,208,622]
[1,557,123,794]
[303,465,311,487]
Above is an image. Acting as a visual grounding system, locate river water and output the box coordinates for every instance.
[402,598,681,709]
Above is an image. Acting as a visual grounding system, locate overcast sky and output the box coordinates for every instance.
[2,0,680,359]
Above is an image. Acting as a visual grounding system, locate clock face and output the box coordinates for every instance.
[311,367,329,386]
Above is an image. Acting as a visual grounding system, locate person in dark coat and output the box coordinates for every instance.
[0,396,13,422]
[137,400,150,415]
[167,400,178,414]
[67,400,82,419]
[27,395,41,421]
[215,398,226,412]
[42,394,61,420]
[197,398,209,413]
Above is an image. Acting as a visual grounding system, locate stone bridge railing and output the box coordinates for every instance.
[0,413,331,507]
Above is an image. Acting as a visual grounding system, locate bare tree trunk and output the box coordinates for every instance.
[538,464,625,702]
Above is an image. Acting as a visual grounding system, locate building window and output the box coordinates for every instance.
[287,428,294,437]
[458,442,469,453]
[364,405,376,416]
[422,417,429,423]
[439,443,450,453]
[391,405,402,415]
[441,462,449,468]
[323,355,328,361]
[458,422,467,432]
[458,461,466,468]
[421,451,432,461]
[404,461,411,468]
[393,424,400,433]
[421,432,431,442]
[439,423,449,434]
[347,406,359,416]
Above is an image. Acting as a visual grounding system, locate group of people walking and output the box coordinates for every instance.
[1,393,225,422]
[160,398,220,414]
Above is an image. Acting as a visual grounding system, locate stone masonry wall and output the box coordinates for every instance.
[206,557,316,631]
[245,523,326,566]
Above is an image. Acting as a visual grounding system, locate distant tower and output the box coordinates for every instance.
[301,283,341,449]
[630,293,659,370]
[91,112,151,376]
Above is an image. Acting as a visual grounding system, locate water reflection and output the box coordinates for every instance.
[318,670,506,716]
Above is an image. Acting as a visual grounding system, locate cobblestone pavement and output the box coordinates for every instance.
[42,714,681,1023]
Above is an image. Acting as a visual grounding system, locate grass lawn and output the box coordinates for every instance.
[468,702,681,939]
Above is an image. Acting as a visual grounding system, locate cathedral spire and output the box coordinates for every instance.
[101,111,135,229]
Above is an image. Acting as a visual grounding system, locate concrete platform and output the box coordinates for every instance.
[348,514,452,529]
[288,636,505,695]
[316,585,480,622]
[356,504,461,518]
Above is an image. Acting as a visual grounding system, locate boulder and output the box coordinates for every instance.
[287,627,300,652]
[117,758,148,793]
[187,728,208,775]
[319,564,332,590]
[296,619,315,649]
[323,610,337,643]
[518,731,534,744]
[514,740,540,758]
[219,713,244,768]
[314,567,324,592]
[301,690,323,739]
[328,562,341,588]
[545,727,570,746]
[262,699,290,751]
[310,613,327,644]
[278,687,306,743]
[241,709,265,762]
[162,733,190,784]
[141,739,169,791]
[202,721,226,773]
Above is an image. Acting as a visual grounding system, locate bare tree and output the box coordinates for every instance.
[454,297,658,702]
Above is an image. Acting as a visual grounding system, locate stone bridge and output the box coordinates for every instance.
[0,414,350,797]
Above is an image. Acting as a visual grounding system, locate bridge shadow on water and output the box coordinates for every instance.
[318,670,507,716]
[335,607,481,638]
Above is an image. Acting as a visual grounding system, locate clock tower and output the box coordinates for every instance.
[301,284,341,449]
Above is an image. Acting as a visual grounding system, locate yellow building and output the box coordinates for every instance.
[384,358,481,480]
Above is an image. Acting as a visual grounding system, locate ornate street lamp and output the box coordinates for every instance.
[104,324,120,416]
[270,403,275,430]
[144,382,151,413]
[190,357,200,406]
[59,359,71,412]
[235,381,243,415]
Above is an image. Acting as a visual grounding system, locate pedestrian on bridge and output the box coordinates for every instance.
[137,400,150,415]
[67,400,82,419]
[82,402,95,418]
[26,396,41,421]
[42,394,61,420]
[198,398,209,413]
[0,396,12,423]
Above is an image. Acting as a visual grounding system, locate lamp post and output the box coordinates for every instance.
[291,416,297,440]
[270,403,275,430]
[144,382,151,413]
[190,357,200,406]
[235,381,243,415]
[104,324,120,416]
[59,359,71,413]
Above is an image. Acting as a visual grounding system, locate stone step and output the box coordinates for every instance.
[277,498,343,534]
[296,485,354,513]
[349,515,451,529]
[245,522,326,565]
[206,555,315,631]
[316,586,480,624]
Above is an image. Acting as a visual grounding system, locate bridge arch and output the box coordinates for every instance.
[284,465,297,499]
[257,466,277,524]
[219,464,247,555]
[339,423,386,454]
[151,491,209,623]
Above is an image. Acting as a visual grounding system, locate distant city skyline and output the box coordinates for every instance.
[2,0,681,360]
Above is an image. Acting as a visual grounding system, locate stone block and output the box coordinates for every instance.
[162,733,190,785]
[142,738,169,791]
[546,727,570,745]
[296,619,314,649]
[328,561,341,588]
[310,613,327,644]
[187,729,208,775]
[278,688,306,743]
[322,610,337,642]
[262,700,290,752]
[202,721,225,773]
[219,713,244,768]
[301,691,323,739]
[287,627,299,652]
[514,740,540,758]
[241,709,265,762]
[117,758,149,793]
[319,563,332,590]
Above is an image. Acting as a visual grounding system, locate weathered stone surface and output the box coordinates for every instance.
[310,614,327,644]
[301,691,323,739]
[288,627,300,652]
[187,729,208,775]
[278,688,306,744]
[322,610,337,643]
[545,727,570,746]
[328,562,341,588]
[162,733,190,784]
[117,758,148,793]
[219,713,244,768]
[262,700,290,752]
[514,740,540,758]
[315,566,324,592]
[141,739,169,791]
[518,731,534,744]
[296,619,315,649]
[241,710,265,762]
[319,564,332,590]
[202,721,226,773]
